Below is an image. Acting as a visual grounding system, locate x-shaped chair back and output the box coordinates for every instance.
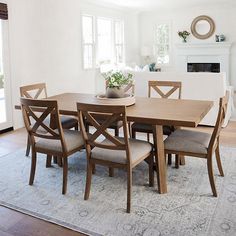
[77,103,131,162]
[148,81,182,99]
[20,83,47,99]
[21,98,66,151]
[209,92,229,152]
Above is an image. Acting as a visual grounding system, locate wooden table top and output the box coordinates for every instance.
[48,93,213,127]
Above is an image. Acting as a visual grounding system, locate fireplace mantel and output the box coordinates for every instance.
[175,42,232,84]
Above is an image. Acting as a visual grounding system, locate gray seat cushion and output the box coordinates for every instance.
[164,129,211,155]
[132,123,173,135]
[91,137,153,164]
[35,129,85,153]
[60,115,78,129]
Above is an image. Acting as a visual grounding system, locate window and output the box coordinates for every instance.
[154,23,170,64]
[82,15,124,69]
[114,21,124,64]
[82,15,94,69]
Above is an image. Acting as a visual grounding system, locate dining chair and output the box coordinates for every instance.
[20,83,78,157]
[85,81,134,137]
[20,97,85,194]
[77,102,154,213]
[131,80,182,165]
[164,93,228,196]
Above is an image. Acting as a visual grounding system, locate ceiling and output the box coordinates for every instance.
[86,0,236,11]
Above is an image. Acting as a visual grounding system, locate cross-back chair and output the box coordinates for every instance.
[131,80,182,166]
[20,83,78,157]
[164,93,229,196]
[21,98,85,194]
[77,102,154,213]
[85,81,134,137]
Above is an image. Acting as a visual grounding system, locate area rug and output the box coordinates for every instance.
[0,147,236,236]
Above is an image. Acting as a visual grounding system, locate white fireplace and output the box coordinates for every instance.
[175,42,232,85]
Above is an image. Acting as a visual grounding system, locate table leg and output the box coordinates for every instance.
[153,125,167,194]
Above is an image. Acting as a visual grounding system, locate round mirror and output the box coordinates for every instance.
[191,15,215,40]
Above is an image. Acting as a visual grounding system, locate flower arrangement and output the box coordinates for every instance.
[103,71,133,89]
[178,30,190,43]
[102,71,133,98]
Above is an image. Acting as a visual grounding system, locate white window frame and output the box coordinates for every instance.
[154,21,172,66]
[81,14,95,70]
[81,14,125,70]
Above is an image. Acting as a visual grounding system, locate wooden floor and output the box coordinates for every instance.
[0,122,236,236]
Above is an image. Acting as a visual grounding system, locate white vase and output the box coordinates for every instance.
[106,87,125,98]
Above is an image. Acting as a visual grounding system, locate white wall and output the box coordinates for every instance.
[139,4,236,87]
[5,0,139,129]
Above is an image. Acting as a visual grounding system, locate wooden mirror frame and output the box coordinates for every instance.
[191,15,215,40]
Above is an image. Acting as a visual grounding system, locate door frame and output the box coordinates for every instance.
[0,19,12,131]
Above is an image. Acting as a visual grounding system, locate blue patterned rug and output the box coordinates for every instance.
[0,147,236,236]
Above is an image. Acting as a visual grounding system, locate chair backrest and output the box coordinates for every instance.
[208,92,229,152]
[77,103,131,164]
[20,97,67,153]
[148,81,182,99]
[20,83,47,99]
[105,80,135,95]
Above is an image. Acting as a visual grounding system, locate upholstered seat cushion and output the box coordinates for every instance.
[91,137,153,164]
[35,130,85,153]
[60,115,78,129]
[164,129,211,155]
[131,123,173,136]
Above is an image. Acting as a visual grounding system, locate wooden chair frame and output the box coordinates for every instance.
[21,98,83,194]
[77,102,154,213]
[86,81,135,136]
[20,83,78,158]
[165,93,229,197]
[132,80,183,166]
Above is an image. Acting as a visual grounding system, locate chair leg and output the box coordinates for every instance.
[57,156,63,167]
[180,155,186,165]
[62,157,68,194]
[207,155,217,197]
[46,155,52,168]
[131,129,136,139]
[53,156,58,164]
[92,164,96,174]
[167,154,172,165]
[25,134,31,156]
[29,151,37,185]
[109,167,114,177]
[74,122,79,131]
[84,161,93,200]
[115,127,119,137]
[127,168,132,213]
[175,155,180,169]
[215,145,224,177]
[149,155,154,187]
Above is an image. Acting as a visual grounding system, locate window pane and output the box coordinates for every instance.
[155,24,170,64]
[97,18,112,64]
[115,21,123,44]
[82,16,93,44]
[83,45,93,69]
[115,45,123,63]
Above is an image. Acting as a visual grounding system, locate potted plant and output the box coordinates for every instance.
[103,71,133,98]
[178,30,190,43]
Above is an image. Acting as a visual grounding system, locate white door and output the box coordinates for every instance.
[0,19,12,131]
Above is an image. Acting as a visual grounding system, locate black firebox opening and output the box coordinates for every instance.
[187,63,220,73]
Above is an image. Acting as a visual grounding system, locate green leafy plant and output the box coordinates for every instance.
[178,30,190,42]
[103,71,133,89]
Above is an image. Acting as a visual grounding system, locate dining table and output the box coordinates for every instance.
[38,92,213,194]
